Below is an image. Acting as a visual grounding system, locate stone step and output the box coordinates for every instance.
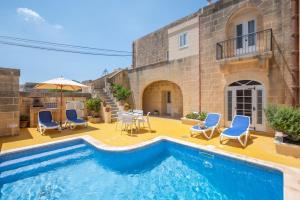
[0,149,92,183]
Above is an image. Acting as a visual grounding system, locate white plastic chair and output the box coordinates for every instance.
[133,109,143,115]
[136,112,151,132]
[121,114,136,135]
[115,111,124,130]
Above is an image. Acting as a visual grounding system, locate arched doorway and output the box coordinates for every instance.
[142,81,183,118]
[226,80,266,131]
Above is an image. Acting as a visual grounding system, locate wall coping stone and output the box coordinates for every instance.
[0,67,20,76]
[129,55,198,73]
[20,91,91,98]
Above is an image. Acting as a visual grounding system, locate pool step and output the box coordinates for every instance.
[0,149,93,183]
[0,144,88,172]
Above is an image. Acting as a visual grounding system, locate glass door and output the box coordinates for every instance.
[226,80,265,131]
[235,19,256,55]
[235,89,253,123]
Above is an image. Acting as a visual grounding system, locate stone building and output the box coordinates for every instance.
[128,0,300,132]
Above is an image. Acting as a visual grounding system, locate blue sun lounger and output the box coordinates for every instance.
[65,109,87,129]
[38,111,60,134]
[220,115,250,147]
[190,113,221,139]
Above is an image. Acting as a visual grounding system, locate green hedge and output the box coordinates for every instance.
[265,104,300,141]
[185,112,207,121]
[111,84,131,101]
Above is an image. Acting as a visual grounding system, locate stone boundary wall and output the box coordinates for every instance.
[0,67,20,136]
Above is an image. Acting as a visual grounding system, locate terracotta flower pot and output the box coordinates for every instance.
[105,107,111,112]
[20,120,29,128]
[88,117,101,124]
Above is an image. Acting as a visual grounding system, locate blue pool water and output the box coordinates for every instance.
[0,139,283,200]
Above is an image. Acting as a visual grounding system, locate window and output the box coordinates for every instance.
[248,20,256,46]
[179,33,188,48]
[236,24,243,49]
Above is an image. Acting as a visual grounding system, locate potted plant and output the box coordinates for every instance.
[197,112,207,121]
[153,110,159,115]
[86,98,102,123]
[265,105,300,142]
[124,103,130,111]
[181,112,207,125]
[105,106,111,112]
[20,114,29,128]
[103,105,111,123]
[265,104,300,157]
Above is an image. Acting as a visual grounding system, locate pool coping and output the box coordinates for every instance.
[1,135,300,199]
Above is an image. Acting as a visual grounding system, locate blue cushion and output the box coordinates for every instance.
[39,111,53,124]
[231,115,250,130]
[192,125,206,131]
[40,121,58,127]
[66,109,78,121]
[205,113,220,127]
[66,109,86,124]
[222,128,246,136]
[70,118,86,124]
[222,115,250,137]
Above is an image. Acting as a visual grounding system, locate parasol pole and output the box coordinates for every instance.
[60,85,63,128]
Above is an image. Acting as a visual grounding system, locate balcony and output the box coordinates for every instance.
[216,29,272,61]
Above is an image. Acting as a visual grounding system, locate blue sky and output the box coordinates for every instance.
[0,0,206,83]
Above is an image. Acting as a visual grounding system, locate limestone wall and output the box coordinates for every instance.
[133,29,168,68]
[0,67,20,136]
[199,0,293,128]
[133,12,199,69]
[128,55,199,116]
[168,16,199,61]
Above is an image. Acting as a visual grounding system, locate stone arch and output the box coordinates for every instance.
[224,71,268,91]
[225,5,264,39]
[142,80,183,118]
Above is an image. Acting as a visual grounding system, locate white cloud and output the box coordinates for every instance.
[17,8,45,23]
[53,24,63,30]
[16,8,63,30]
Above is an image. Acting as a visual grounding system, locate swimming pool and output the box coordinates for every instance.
[0,138,283,200]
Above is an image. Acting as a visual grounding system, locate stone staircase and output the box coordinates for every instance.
[95,89,119,122]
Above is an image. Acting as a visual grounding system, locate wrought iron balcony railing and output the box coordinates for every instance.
[216,29,272,60]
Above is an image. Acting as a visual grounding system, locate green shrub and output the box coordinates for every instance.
[86,98,101,117]
[197,112,207,121]
[110,83,131,101]
[115,87,131,101]
[111,84,122,97]
[20,114,29,121]
[186,112,207,120]
[265,104,300,141]
[185,112,199,119]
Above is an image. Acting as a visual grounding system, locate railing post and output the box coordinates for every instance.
[270,29,273,51]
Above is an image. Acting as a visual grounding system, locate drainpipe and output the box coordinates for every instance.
[132,42,136,68]
[291,0,299,106]
[198,11,202,112]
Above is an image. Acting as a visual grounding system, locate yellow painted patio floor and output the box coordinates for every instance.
[1,117,300,168]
